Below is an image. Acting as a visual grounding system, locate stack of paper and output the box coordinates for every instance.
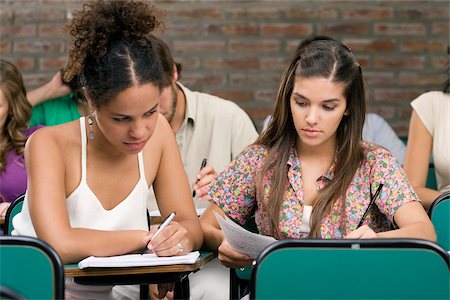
[78,251,200,269]
[214,212,276,259]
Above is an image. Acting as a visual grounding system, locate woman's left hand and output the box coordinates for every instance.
[345,225,379,239]
[0,202,11,220]
[143,221,190,256]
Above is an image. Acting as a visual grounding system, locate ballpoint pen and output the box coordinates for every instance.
[141,211,176,255]
[357,183,384,229]
[192,158,208,198]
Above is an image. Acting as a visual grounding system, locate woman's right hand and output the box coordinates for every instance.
[217,239,254,269]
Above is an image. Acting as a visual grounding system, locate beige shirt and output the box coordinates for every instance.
[411,91,450,193]
[148,83,259,211]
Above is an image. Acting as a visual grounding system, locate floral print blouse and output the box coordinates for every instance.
[208,143,419,239]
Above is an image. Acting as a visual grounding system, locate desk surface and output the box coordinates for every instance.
[65,251,215,277]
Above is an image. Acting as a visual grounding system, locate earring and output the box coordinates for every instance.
[88,114,95,140]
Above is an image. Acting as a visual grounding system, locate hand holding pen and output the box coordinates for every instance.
[357,183,384,228]
[141,212,176,255]
[192,158,208,198]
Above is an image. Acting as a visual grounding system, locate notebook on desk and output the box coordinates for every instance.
[78,251,200,269]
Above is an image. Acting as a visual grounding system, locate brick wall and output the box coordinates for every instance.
[1,0,448,135]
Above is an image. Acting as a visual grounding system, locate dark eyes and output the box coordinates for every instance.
[113,109,157,122]
[294,100,335,111]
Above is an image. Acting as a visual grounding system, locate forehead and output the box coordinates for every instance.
[100,83,160,114]
[292,76,346,101]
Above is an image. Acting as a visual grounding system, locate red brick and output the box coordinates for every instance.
[390,121,409,137]
[374,23,426,35]
[398,72,446,86]
[372,88,424,102]
[246,107,274,121]
[397,106,414,119]
[259,57,290,71]
[175,8,224,20]
[0,24,37,38]
[255,90,278,103]
[181,73,225,88]
[172,40,225,53]
[373,56,425,69]
[432,22,450,35]
[261,24,312,36]
[204,57,260,70]
[164,24,200,36]
[431,56,448,69]
[367,106,396,119]
[206,23,260,36]
[364,71,395,85]
[0,41,12,53]
[229,40,280,53]
[39,56,67,70]
[318,22,369,36]
[14,9,67,22]
[14,40,65,53]
[1,57,35,71]
[176,57,200,71]
[395,7,449,20]
[230,73,282,87]
[400,40,448,52]
[342,8,394,20]
[0,10,13,23]
[227,7,279,20]
[345,39,396,52]
[286,7,338,20]
[22,72,54,90]
[38,24,65,37]
[208,90,253,102]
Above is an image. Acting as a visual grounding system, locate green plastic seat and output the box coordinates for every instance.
[0,236,65,299]
[3,194,25,235]
[428,191,450,251]
[250,239,449,300]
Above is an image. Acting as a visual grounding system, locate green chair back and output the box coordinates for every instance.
[428,191,450,251]
[0,236,65,299]
[4,194,25,235]
[250,239,449,300]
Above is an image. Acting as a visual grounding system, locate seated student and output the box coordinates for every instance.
[200,39,435,271]
[12,1,203,298]
[403,58,450,209]
[27,69,88,126]
[262,36,406,164]
[0,59,43,221]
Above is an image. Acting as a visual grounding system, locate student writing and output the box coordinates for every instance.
[200,39,436,269]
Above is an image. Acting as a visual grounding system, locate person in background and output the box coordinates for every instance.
[12,1,203,299]
[403,50,450,209]
[114,34,258,300]
[201,39,435,273]
[0,59,43,222]
[263,35,406,164]
[27,69,88,126]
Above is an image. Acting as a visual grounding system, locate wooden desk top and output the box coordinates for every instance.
[65,251,215,277]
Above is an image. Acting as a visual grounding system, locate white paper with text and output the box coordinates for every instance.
[214,212,276,258]
[78,251,200,269]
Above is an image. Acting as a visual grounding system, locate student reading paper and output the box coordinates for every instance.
[200,38,436,270]
[12,1,203,299]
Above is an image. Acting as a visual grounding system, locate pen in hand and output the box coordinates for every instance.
[192,158,208,198]
[141,211,176,255]
[356,183,384,229]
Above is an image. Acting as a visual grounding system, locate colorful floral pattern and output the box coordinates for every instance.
[208,143,419,239]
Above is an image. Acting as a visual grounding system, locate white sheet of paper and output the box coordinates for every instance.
[78,251,200,269]
[214,211,276,259]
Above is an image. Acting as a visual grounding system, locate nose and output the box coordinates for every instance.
[305,107,319,125]
[129,119,147,140]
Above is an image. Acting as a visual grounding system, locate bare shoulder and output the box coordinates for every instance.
[25,120,81,163]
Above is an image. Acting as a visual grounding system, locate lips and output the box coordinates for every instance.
[124,140,147,150]
[302,128,321,137]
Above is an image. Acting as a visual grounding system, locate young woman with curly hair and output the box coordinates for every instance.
[12,1,203,298]
[0,59,43,220]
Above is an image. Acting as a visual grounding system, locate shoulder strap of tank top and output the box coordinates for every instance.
[79,117,87,181]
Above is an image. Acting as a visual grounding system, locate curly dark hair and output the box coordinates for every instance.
[62,0,165,107]
[0,59,32,172]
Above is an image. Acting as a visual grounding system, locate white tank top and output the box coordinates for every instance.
[13,117,149,236]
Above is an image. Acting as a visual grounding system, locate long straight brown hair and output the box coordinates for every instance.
[255,40,366,238]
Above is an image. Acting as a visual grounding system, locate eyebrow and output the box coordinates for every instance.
[111,102,159,117]
[292,92,341,103]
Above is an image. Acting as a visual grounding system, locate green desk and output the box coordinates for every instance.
[64,251,215,300]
